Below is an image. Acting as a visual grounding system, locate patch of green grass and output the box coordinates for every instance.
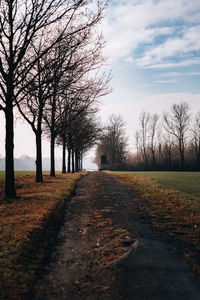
[0,171,5,180]
[111,171,200,198]
[0,170,37,180]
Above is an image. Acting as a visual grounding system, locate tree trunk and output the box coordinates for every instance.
[197,156,200,171]
[35,131,43,182]
[168,152,172,170]
[50,96,56,176]
[62,136,66,174]
[72,149,75,173]
[152,149,156,170]
[180,149,184,171]
[5,103,16,198]
[143,148,148,170]
[180,154,184,170]
[67,147,71,173]
[80,154,83,171]
[75,151,79,172]
[50,133,55,176]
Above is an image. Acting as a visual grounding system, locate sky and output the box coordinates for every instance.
[1,0,200,169]
[100,0,200,141]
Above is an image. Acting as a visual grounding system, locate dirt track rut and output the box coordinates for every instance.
[33,172,200,300]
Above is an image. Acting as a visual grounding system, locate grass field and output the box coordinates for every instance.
[125,171,200,197]
[0,170,35,181]
[109,170,200,215]
[108,171,200,278]
[0,171,87,299]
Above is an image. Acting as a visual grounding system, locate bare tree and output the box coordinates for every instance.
[163,102,190,170]
[148,113,159,169]
[192,111,200,170]
[43,26,107,176]
[131,102,200,171]
[56,70,111,173]
[17,46,54,182]
[138,111,150,170]
[0,0,89,197]
[135,130,140,160]
[43,36,82,177]
[71,112,102,172]
[96,115,128,170]
[14,0,108,183]
[163,133,173,170]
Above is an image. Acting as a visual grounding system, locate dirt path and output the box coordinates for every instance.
[33,172,200,300]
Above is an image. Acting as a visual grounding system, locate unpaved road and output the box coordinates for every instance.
[33,172,200,300]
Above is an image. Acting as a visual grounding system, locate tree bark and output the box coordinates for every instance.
[168,151,172,170]
[62,136,66,174]
[197,156,200,171]
[72,148,75,173]
[151,149,156,170]
[35,131,43,182]
[142,148,148,170]
[67,147,71,173]
[75,151,79,172]
[50,133,55,176]
[50,94,56,176]
[5,103,16,198]
[180,151,184,171]
[80,154,83,171]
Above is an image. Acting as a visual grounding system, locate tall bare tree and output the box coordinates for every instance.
[163,102,190,170]
[148,113,159,169]
[43,27,107,176]
[96,115,128,170]
[12,0,108,184]
[163,133,173,170]
[17,45,54,182]
[56,70,111,173]
[192,111,200,170]
[71,112,102,172]
[138,110,150,170]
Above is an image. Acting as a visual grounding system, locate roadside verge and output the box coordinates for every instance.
[0,171,87,300]
[109,171,200,281]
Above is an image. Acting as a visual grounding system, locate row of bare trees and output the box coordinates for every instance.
[0,0,110,198]
[95,115,128,170]
[130,102,200,171]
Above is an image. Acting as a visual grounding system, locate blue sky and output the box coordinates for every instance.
[1,0,200,168]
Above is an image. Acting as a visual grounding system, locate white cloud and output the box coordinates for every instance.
[103,0,200,67]
[104,26,174,62]
[137,25,200,68]
[186,72,200,76]
[143,58,200,69]
[158,72,181,78]
[155,79,178,84]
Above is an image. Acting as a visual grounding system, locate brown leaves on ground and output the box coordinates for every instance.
[0,172,84,300]
[87,207,132,267]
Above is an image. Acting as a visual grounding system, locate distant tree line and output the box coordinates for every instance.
[96,102,200,172]
[130,102,200,171]
[0,155,63,171]
[0,0,110,198]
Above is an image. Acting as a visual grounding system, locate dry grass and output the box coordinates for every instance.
[0,172,87,300]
